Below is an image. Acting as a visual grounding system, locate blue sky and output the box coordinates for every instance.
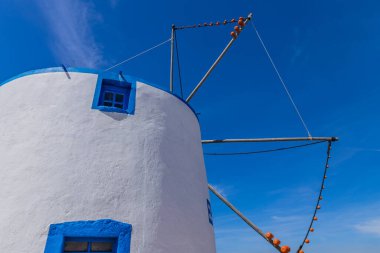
[1,0,379,252]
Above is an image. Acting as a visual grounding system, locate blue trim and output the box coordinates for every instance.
[92,72,136,114]
[207,199,213,226]
[0,67,198,120]
[0,67,99,87]
[44,219,132,253]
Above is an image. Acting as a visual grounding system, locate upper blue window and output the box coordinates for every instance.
[92,72,136,114]
[99,79,130,110]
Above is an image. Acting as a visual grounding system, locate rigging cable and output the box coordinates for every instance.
[296,141,333,253]
[174,30,184,98]
[105,38,171,71]
[204,140,326,156]
[251,22,312,138]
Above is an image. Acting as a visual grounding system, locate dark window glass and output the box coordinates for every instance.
[102,91,126,109]
[91,242,113,252]
[64,241,88,252]
[104,92,114,101]
[115,93,124,103]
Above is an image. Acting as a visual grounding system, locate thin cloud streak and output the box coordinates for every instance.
[355,218,380,237]
[211,183,235,198]
[110,0,119,8]
[37,0,104,68]
[214,189,380,253]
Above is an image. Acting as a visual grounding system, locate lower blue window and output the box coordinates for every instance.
[44,219,132,253]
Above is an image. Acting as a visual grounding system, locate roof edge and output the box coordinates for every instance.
[0,66,199,120]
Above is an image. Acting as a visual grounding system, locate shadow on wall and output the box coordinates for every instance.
[101,111,129,121]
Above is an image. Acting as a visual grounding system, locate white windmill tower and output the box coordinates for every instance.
[0,68,215,253]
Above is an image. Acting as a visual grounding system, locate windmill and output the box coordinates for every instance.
[0,12,337,253]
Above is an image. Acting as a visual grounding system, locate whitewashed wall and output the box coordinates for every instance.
[0,70,216,253]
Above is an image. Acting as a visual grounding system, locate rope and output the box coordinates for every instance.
[175,17,246,30]
[251,22,312,138]
[104,38,171,71]
[204,140,326,156]
[297,141,332,253]
[174,30,184,98]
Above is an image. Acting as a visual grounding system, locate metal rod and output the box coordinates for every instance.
[170,24,175,93]
[202,136,338,144]
[186,13,253,103]
[208,184,281,252]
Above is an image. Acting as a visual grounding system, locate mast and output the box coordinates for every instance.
[170,24,175,93]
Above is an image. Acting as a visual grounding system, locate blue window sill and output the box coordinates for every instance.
[96,105,132,114]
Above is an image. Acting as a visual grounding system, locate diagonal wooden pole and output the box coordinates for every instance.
[208,184,281,252]
[186,13,253,103]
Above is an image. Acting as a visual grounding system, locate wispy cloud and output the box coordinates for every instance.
[271,214,306,223]
[37,0,105,68]
[213,183,380,253]
[355,218,380,237]
[211,183,235,198]
[290,27,309,65]
[331,147,380,166]
[110,0,119,8]
[291,46,303,64]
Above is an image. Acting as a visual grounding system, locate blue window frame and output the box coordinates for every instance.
[92,72,136,114]
[44,219,132,253]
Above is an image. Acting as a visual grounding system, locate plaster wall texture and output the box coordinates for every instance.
[0,71,216,253]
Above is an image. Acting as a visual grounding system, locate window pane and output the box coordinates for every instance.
[115,93,124,103]
[114,103,123,109]
[104,92,114,101]
[91,242,113,252]
[103,101,113,107]
[64,241,88,252]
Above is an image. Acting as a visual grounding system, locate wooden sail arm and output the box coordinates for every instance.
[202,136,338,144]
[208,184,283,252]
